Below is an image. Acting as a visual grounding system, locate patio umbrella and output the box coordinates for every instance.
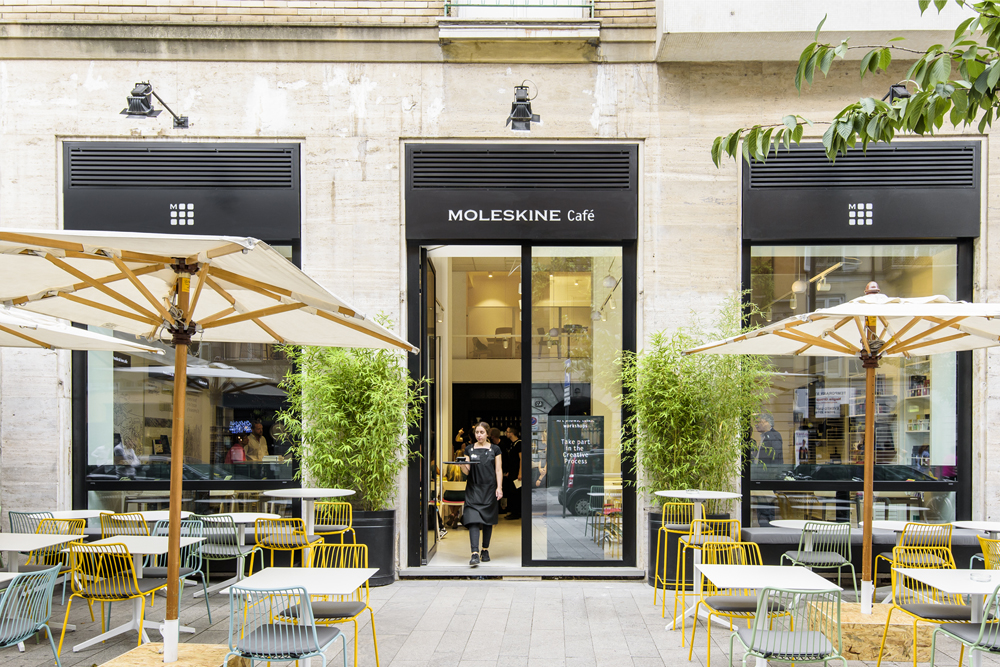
[0,306,164,353]
[0,229,417,662]
[686,281,1000,613]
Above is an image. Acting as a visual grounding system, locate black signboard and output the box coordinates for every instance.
[548,415,604,499]
[405,144,638,242]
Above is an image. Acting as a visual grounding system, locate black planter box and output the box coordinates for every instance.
[347,509,396,587]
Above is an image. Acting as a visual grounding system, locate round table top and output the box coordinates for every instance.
[215,512,280,523]
[50,509,113,520]
[862,520,910,532]
[137,510,192,522]
[654,489,741,501]
[262,488,355,500]
[953,520,1000,533]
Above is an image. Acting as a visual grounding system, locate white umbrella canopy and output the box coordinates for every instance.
[0,229,416,352]
[0,228,416,662]
[686,283,1000,614]
[0,307,164,353]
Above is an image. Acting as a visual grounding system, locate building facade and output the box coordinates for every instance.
[0,0,997,575]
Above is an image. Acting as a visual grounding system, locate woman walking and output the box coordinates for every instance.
[459,421,503,566]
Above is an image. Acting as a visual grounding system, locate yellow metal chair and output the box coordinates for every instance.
[876,545,968,667]
[100,512,149,538]
[314,501,356,544]
[278,543,380,667]
[689,541,788,667]
[254,517,322,568]
[978,535,1000,569]
[653,501,694,609]
[672,518,741,629]
[874,522,952,582]
[19,518,85,605]
[57,543,169,656]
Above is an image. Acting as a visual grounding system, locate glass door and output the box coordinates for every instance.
[527,247,625,563]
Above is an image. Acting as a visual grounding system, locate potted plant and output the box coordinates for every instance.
[620,293,773,586]
[276,318,425,586]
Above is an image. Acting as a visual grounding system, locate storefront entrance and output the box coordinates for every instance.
[404,142,639,570]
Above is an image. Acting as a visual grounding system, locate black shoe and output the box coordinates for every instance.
[470,553,480,566]
[480,549,491,563]
[506,514,521,520]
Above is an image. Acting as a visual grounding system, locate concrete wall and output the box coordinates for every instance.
[0,17,997,563]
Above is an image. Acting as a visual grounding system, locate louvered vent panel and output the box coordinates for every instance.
[748,146,976,189]
[67,146,295,188]
[411,149,633,189]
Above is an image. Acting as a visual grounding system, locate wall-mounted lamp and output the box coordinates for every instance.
[882,84,911,104]
[122,82,189,129]
[506,81,540,132]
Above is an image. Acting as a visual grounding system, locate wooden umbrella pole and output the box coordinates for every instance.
[164,266,197,663]
[860,353,878,613]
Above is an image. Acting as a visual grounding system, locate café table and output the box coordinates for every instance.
[71,535,204,652]
[893,567,999,667]
[654,489,741,630]
[770,519,841,551]
[696,563,842,667]
[136,510,191,523]
[50,509,113,520]
[261,488,355,561]
[953,520,1000,539]
[193,511,280,598]
[223,565,378,667]
[0,533,80,573]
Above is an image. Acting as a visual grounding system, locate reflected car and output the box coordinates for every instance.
[787,463,941,482]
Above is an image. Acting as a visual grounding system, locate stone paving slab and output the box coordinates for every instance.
[6,578,999,667]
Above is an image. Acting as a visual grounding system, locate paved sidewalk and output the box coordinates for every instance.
[8,577,998,667]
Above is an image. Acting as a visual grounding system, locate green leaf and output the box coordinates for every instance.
[989,61,1000,90]
[804,50,820,85]
[860,50,876,78]
[888,36,907,42]
[792,124,804,143]
[934,0,947,10]
[931,55,951,83]
[760,128,774,159]
[783,114,797,130]
[711,136,723,168]
[918,0,931,14]
[796,42,817,91]
[836,119,854,141]
[860,97,876,114]
[820,48,836,76]
[953,17,976,46]
[814,14,827,41]
[878,48,892,71]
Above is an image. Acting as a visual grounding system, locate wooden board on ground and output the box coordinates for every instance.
[812,602,934,662]
[98,643,231,667]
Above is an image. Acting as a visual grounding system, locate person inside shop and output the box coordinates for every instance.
[442,443,467,529]
[114,434,141,479]
[490,427,511,511]
[503,425,523,520]
[225,433,247,464]
[753,413,783,526]
[245,419,269,462]
[459,421,503,567]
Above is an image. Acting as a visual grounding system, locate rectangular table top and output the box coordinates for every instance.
[50,509,113,520]
[695,564,842,591]
[894,568,1000,596]
[0,533,80,551]
[223,567,377,596]
[88,535,204,555]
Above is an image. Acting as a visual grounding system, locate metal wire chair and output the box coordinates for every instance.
[876,545,969,667]
[674,518,741,631]
[977,535,1000,569]
[276,543,380,667]
[8,511,53,534]
[929,580,1000,667]
[315,501,356,544]
[780,521,858,597]
[874,522,952,581]
[194,513,262,580]
[254,518,323,568]
[226,585,347,667]
[729,587,845,667]
[147,519,211,623]
[690,541,790,666]
[0,565,62,666]
[57,542,168,655]
[653,501,694,609]
[19,518,85,604]
[100,512,149,538]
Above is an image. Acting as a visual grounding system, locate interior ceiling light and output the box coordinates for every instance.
[609,295,616,310]
[791,279,808,294]
[790,293,798,310]
[817,276,831,292]
[505,81,540,132]
[603,275,617,289]
[121,81,189,128]
[591,308,601,321]
[488,271,493,278]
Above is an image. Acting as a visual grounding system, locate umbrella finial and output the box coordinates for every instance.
[864,281,880,295]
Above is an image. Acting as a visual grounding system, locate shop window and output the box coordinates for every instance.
[748,244,959,492]
[86,333,294,487]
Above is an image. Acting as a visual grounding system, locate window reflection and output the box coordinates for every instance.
[748,245,959,499]
[86,335,294,485]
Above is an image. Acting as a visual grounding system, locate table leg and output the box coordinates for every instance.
[4,550,16,573]
[668,501,728,632]
[971,594,984,667]
[73,597,148,651]
[303,499,316,565]
[879,530,905,604]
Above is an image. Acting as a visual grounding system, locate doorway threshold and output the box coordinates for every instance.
[399,565,645,578]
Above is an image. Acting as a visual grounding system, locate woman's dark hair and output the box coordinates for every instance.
[475,421,491,433]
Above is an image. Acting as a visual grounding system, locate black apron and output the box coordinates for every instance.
[462,444,500,526]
